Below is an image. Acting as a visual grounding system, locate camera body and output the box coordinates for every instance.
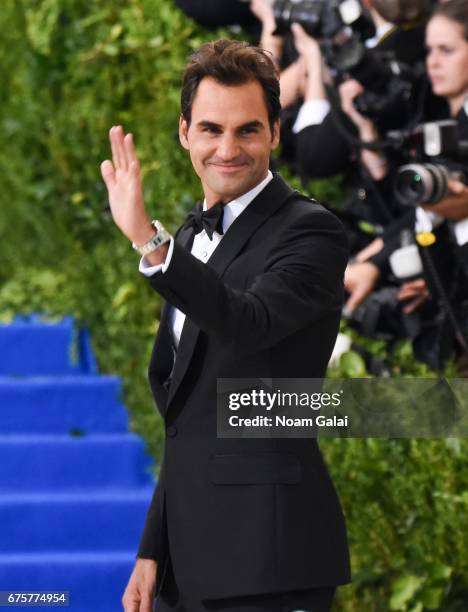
[393,120,468,207]
[329,39,420,126]
[272,0,363,38]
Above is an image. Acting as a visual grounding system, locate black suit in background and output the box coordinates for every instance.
[137,174,351,609]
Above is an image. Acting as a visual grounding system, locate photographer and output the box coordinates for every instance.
[253,1,437,254]
[289,1,432,149]
[344,0,468,367]
[345,0,468,303]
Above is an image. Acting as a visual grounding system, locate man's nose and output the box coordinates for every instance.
[217,134,241,161]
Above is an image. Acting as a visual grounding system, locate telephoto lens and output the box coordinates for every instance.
[395,163,466,207]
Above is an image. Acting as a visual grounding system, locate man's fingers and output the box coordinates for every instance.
[100,160,116,189]
[122,592,142,612]
[110,125,128,171]
[121,598,139,612]
[110,126,121,170]
[116,126,129,171]
[124,133,140,171]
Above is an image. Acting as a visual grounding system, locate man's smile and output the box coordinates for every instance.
[207,161,250,174]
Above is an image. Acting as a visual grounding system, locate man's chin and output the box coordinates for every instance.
[208,177,253,201]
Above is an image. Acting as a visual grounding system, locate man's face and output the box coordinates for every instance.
[179,77,280,206]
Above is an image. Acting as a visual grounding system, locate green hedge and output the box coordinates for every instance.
[1,1,467,609]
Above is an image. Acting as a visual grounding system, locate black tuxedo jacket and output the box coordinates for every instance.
[137,174,351,600]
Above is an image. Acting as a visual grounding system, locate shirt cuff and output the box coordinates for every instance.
[454,217,468,246]
[139,237,174,276]
[292,99,331,134]
[415,207,444,234]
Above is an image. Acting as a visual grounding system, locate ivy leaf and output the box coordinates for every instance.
[419,587,445,609]
[340,350,367,378]
[407,604,423,612]
[427,562,452,583]
[389,575,424,610]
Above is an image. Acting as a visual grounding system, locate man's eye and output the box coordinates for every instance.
[240,127,258,135]
[203,127,221,134]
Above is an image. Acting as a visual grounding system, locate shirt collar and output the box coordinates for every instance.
[365,22,394,48]
[202,170,273,234]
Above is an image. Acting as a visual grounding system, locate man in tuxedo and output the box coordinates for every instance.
[101,39,351,612]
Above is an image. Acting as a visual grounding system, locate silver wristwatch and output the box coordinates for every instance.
[132,220,171,256]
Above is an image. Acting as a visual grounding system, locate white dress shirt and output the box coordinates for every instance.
[139,171,273,348]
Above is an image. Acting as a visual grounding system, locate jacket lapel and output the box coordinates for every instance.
[166,174,296,408]
[150,222,196,414]
[155,221,195,345]
[205,174,295,277]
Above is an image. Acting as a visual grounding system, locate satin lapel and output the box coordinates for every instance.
[154,223,195,346]
[175,223,196,252]
[151,223,195,412]
[166,174,296,407]
[205,174,295,277]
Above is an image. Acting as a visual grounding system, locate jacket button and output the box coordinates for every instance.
[166,425,178,437]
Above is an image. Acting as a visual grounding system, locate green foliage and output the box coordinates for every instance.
[321,438,468,610]
[0,240,165,459]
[1,2,467,609]
[0,0,208,457]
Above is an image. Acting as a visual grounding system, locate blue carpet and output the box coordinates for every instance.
[0,316,156,611]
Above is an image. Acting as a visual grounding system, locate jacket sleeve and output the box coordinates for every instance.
[136,476,163,561]
[145,208,349,353]
[295,112,354,181]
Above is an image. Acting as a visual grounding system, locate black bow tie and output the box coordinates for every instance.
[185,201,225,240]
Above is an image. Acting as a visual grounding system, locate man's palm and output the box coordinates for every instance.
[101,125,152,244]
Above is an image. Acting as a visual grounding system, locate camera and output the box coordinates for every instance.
[272,0,370,38]
[393,121,468,207]
[330,39,420,126]
[271,0,423,127]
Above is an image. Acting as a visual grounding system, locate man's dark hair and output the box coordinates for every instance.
[180,39,281,134]
[432,0,468,40]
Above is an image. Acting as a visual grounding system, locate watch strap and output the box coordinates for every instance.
[132,220,171,256]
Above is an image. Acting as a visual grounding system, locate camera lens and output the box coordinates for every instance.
[272,0,323,37]
[395,163,448,206]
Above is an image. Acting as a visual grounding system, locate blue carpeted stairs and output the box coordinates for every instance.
[0,315,156,611]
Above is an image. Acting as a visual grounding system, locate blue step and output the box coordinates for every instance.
[0,315,96,376]
[0,488,155,553]
[0,552,139,612]
[0,376,128,434]
[0,315,156,610]
[0,434,155,491]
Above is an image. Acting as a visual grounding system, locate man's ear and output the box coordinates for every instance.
[271,119,281,150]
[179,116,190,150]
